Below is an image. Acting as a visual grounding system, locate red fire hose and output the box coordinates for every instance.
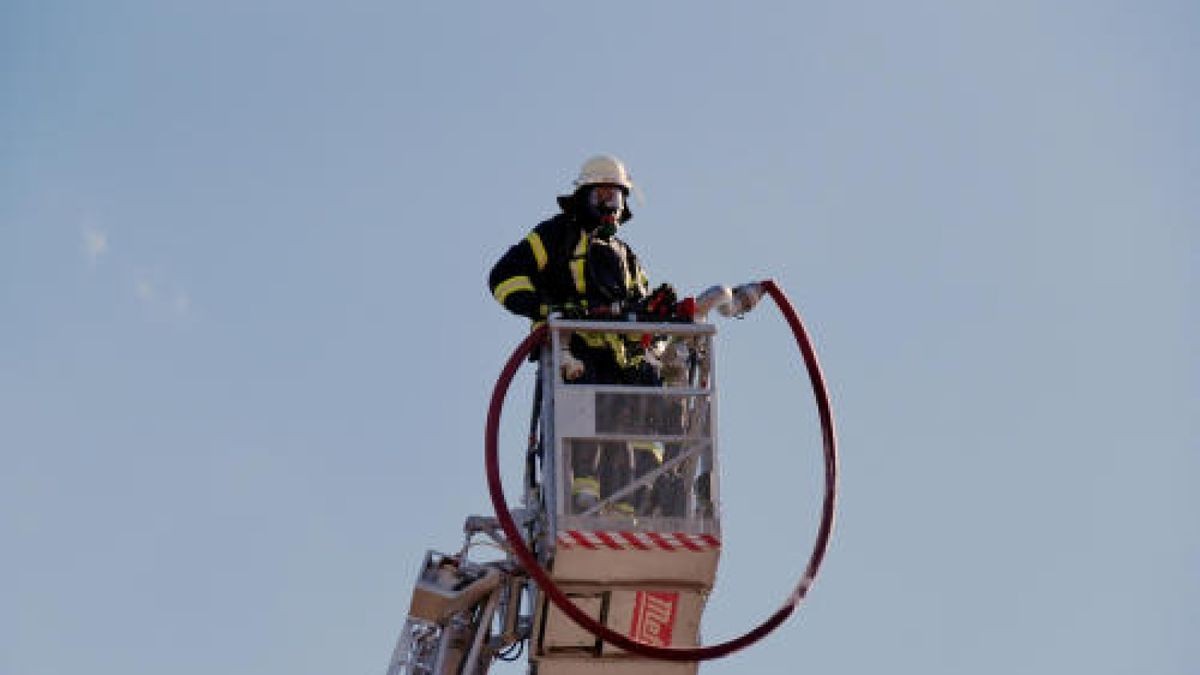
[484,279,838,661]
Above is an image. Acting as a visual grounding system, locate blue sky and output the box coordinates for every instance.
[2,2,1196,675]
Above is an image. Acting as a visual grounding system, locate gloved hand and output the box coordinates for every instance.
[561,351,586,381]
[549,302,588,320]
[638,283,678,319]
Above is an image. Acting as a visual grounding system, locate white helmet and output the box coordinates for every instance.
[574,154,633,193]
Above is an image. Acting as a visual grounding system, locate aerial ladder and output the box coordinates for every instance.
[385,280,838,675]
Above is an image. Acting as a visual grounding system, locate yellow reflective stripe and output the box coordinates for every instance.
[577,331,631,366]
[525,232,548,271]
[493,275,534,304]
[570,234,588,295]
[578,332,607,348]
[570,259,586,294]
[631,441,665,464]
[572,476,600,496]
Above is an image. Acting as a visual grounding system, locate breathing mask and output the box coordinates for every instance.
[585,185,625,238]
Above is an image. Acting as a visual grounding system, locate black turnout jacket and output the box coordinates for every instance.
[488,196,648,322]
[488,196,653,379]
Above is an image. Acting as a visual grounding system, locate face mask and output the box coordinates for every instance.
[585,185,625,232]
[593,221,618,239]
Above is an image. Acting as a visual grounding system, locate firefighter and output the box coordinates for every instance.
[488,154,665,514]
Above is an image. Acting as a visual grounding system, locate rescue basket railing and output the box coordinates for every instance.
[537,318,720,542]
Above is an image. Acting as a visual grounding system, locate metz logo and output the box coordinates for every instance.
[629,591,679,647]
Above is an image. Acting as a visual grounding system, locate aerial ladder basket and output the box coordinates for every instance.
[388,279,837,675]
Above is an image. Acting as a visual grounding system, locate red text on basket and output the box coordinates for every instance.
[630,591,679,647]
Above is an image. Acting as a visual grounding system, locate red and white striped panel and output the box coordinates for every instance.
[557,530,721,552]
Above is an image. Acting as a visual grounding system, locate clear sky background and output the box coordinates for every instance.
[2,2,1196,675]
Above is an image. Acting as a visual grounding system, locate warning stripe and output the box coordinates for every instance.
[556,531,722,552]
[646,532,676,551]
[618,531,652,550]
[567,530,598,550]
[672,532,703,552]
[594,531,622,549]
